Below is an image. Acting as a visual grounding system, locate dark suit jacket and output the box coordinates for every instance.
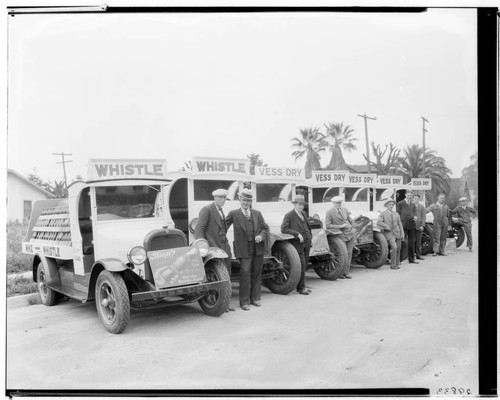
[281,209,312,250]
[226,208,269,259]
[396,199,416,230]
[194,203,231,254]
[415,203,427,230]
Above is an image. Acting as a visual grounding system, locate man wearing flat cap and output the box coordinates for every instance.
[325,196,355,279]
[194,188,235,311]
[451,196,476,252]
[377,198,404,269]
[281,194,313,295]
[226,189,269,311]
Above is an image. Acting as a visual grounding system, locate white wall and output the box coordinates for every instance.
[7,174,50,222]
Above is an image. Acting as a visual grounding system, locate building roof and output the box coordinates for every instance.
[346,164,379,174]
[7,169,55,198]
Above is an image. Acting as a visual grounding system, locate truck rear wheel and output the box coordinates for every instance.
[95,271,130,334]
[36,261,57,306]
[362,231,389,269]
[421,225,434,255]
[199,260,231,316]
[315,236,348,280]
[264,241,301,295]
[455,226,466,248]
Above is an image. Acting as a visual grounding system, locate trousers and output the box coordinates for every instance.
[388,237,402,267]
[433,221,448,254]
[238,253,264,306]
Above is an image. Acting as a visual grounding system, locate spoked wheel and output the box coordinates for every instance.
[314,235,348,280]
[421,225,434,255]
[264,241,301,295]
[199,260,231,316]
[36,261,57,306]
[362,232,389,269]
[95,271,130,334]
[455,227,466,248]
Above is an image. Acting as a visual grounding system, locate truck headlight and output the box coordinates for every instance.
[127,246,147,265]
[193,238,209,257]
[189,218,198,234]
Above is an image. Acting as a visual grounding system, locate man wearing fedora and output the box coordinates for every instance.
[451,196,476,252]
[325,196,355,279]
[194,188,235,311]
[226,189,269,311]
[396,189,419,264]
[281,194,313,295]
[377,198,405,269]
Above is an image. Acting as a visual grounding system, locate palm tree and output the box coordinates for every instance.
[399,145,452,202]
[47,180,68,198]
[324,122,358,170]
[291,127,327,178]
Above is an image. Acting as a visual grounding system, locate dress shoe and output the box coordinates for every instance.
[241,305,250,311]
[339,276,346,279]
[390,266,398,269]
[409,261,419,264]
[343,275,352,279]
[416,256,424,260]
[432,252,438,256]
[250,301,261,307]
[437,253,448,256]
[396,266,401,269]
[297,289,311,295]
[226,307,236,312]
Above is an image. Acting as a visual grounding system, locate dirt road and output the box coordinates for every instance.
[7,224,478,393]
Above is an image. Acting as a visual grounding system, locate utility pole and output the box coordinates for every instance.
[421,117,428,178]
[52,152,73,189]
[357,113,377,211]
[357,113,377,173]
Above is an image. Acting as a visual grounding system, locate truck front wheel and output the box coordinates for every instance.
[264,241,301,295]
[314,236,348,280]
[95,271,130,334]
[362,231,389,269]
[36,261,57,306]
[199,260,231,316]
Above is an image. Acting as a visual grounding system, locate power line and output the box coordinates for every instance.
[357,113,377,174]
[52,152,73,189]
[421,116,429,178]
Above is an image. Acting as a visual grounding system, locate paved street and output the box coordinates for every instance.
[7,223,478,393]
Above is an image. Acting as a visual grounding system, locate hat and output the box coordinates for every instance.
[459,196,467,201]
[240,188,253,201]
[212,188,229,197]
[383,198,395,207]
[292,195,306,204]
[331,196,343,203]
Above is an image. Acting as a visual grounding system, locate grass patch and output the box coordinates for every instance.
[7,221,33,274]
[7,275,38,298]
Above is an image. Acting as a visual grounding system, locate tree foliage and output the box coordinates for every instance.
[291,127,327,178]
[324,122,358,170]
[247,153,267,175]
[362,141,402,175]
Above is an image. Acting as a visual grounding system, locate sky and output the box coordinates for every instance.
[6,8,477,183]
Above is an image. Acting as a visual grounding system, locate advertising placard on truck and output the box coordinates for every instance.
[88,158,168,181]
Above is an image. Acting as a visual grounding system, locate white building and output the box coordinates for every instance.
[7,169,54,222]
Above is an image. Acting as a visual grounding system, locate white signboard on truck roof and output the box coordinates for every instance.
[308,170,350,186]
[376,175,404,188]
[410,178,432,190]
[89,159,168,181]
[192,156,250,176]
[346,173,378,186]
[254,166,305,182]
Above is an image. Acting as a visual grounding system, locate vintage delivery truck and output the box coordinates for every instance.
[22,159,231,334]
[163,157,302,295]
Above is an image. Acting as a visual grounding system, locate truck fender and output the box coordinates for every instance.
[93,258,129,272]
[32,253,60,286]
[372,226,382,233]
[203,247,229,263]
[269,232,295,249]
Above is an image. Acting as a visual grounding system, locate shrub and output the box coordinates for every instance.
[6,221,33,274]
[7,275,38,297]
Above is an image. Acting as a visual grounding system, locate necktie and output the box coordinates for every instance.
[219,207,226,230]
[244,208,250,219]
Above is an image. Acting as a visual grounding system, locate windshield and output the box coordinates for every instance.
[193,180,239,201]
[96,185,161,221]
[256,183,292,202]
[312,187,341,203]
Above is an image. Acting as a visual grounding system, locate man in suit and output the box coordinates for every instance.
[280,194,312,295]
[226,189,269,311]
[451,196,476,252]
[325,196,356,279]
[396,189,419,264]
[194,188,235,311]
[427,193,451,256]
[413,194,427,260]
[377,199,405,269]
